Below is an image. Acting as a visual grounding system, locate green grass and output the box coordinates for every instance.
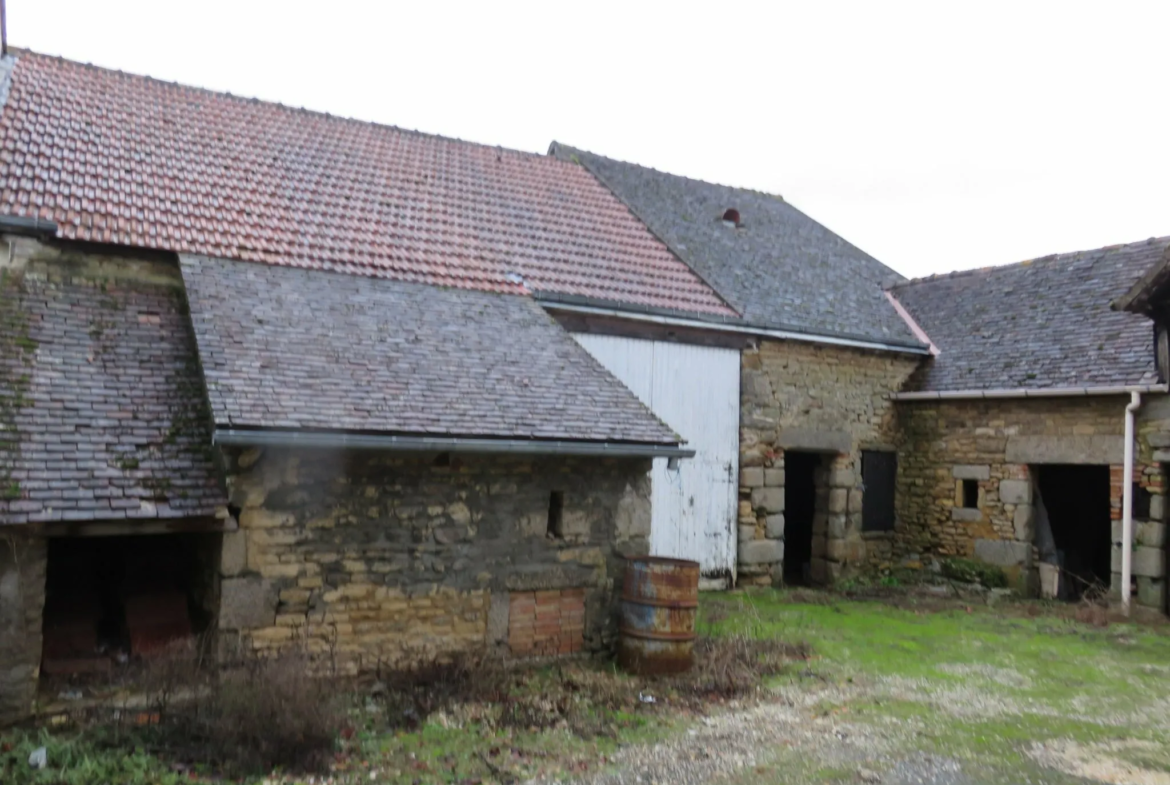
[706,590,1170,783]
[6,592,1169,784]
[0,727,186,785]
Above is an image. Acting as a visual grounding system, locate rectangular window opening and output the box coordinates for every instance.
[547,491,565,539]
[962,479,979,509]
[1133,483,1152,520]
[861,450,896,533]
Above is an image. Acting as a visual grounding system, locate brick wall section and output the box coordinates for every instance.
[896,397,1166,607]
[508,589,585,657]
[0,535,46,723]
[218,449,651,673]
[738,339,919,585]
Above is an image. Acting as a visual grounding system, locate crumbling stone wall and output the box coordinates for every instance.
[0,535,46,723]
[897,397,1166,607]
[217,449,651,672]
[738,339,920,585]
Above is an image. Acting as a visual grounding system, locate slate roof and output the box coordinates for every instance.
[179,255,680,444]
[0,268,225,526]
[890,238,1165,392]
[0,51,734,317]
[1113,245,1170,315]
[548,144,925,349]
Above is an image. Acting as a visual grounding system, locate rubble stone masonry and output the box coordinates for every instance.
[897,397,1166,607]
[738,339,919,585]
[217,449,651,673]
[0,535,46,723]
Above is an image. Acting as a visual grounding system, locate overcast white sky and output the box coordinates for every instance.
[12,1,1170,279]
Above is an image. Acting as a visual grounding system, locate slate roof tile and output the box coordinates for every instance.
[891,238,1164,392]
[549,143,924,348]
[0,269,226,526]
[0,51,734,317]
[179,255,680,445]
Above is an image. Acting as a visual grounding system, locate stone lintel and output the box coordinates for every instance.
[777,428,851,454]
[952,464,991,481]
[1005,435,1123,465]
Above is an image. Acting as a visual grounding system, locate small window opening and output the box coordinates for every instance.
[861,450,896,533]
[721,208,741,227]
[433,452,452,468]
[547,491,565,538]
[962,479,979,509]
[1133,483,1152,520]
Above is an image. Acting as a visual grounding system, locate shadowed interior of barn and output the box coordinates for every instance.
[1036,465,1112,600]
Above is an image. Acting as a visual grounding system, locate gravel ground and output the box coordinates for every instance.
[535,672,1162,785]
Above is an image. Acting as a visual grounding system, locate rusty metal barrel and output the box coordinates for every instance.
[617,556,700,675]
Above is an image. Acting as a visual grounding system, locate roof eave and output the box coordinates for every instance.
[213,428,695,459]
[1113,248,1170,315]
[892,383,1169,401]
[537,296,932,356]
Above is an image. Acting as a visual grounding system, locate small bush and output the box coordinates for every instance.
[188,653,342,775]
[671,634,807,697]
[941,557,1007,588]
[376,648,511,730]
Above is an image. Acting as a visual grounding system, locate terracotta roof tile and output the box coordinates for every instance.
[0,51,734,317]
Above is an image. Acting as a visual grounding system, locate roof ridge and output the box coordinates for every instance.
[550,142,786,201]
[12,47,572,168]
[890,234,1170,290]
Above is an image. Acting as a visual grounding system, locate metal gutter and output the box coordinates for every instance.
[213,429,696,459]
[892,384,1169,401]
[540,300,933,356]
[0,215,58,237]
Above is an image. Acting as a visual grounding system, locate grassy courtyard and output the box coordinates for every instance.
[2,590,1169,784]
[709,591,1170,784]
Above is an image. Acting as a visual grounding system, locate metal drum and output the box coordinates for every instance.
[617,556,700,675]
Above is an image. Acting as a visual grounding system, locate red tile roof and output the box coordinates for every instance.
[0,51,735,316]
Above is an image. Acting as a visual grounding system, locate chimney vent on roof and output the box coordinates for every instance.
[721,209,741,228]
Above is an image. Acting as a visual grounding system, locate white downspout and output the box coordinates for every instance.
[1122,391,1142,616]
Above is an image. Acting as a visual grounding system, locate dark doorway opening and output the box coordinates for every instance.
[42,534,219,678]
[1035,465,1111,600]
[784,452,821,585]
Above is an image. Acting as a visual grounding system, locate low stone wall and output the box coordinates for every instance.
[217,449,651,672]
[0,535,46,723]
[738,339,919,585]
[897,397,1166,607]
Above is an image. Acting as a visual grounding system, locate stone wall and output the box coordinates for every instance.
[738,339,920,585]
[0,535,46,723]
[217,448,651,672]
[896,397,1166,607]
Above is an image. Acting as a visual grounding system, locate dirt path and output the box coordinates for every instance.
[542,667,1170,785]
[541,684,979,785]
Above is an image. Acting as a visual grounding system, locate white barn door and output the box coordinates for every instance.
[572,334,740,585]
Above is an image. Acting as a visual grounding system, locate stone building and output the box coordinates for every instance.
[550,146,1170,609]
[3,44,1170,726]
[0,51,698,721]
[888,238,1169,608]
[549,144,931,586]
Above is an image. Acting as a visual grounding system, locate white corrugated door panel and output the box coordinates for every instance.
[571,333,740,583]
[571,334,655,408]
[647,341,740,581]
